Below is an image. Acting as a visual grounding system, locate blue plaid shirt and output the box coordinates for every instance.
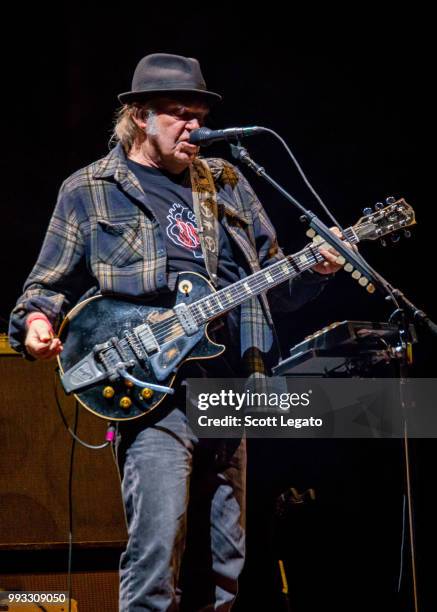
[9,143,327,373]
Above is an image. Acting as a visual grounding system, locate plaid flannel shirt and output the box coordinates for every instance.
[9,143,327,374]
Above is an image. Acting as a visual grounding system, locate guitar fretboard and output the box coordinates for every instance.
[189,227,357,325]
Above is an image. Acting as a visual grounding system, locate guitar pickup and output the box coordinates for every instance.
[135,324,160,355]
[174,303,199,336]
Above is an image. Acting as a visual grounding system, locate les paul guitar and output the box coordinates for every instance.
[58,198,415,421]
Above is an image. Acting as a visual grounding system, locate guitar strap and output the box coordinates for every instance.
[190,158,219,288]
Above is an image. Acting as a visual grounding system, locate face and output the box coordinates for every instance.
[138,96,210,173]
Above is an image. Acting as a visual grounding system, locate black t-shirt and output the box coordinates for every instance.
[127,159,240,289]
[127,159,242,371]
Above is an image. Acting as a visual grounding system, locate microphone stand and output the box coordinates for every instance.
[389,289,437,338]
[230,142,436,612]
[230,143,396,298]
[385,292,436,612]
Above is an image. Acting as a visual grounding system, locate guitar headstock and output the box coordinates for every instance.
[305,197,415,294]
[353,197,415,243]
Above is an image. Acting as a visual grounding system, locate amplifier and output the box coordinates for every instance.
[0,335,127,548]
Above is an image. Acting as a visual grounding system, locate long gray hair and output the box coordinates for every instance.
[110,102,156,151]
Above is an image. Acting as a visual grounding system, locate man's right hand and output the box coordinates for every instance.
[25,319,63,360]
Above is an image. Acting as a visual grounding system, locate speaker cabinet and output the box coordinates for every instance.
[1,566,118,612]
[0,347,127,548]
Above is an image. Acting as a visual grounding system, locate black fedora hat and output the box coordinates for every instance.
[118,53,222,105]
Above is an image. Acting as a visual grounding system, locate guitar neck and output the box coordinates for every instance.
[189,226,358,324]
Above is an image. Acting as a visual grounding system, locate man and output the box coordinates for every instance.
[9,53,342,611]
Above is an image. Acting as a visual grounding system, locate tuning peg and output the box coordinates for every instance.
[366,283,376,294]
[363,207,373,215]
[391,233,400,243]
[306,229,316,238]
[335,255,346,266]
[375,202,384,210]
[351,270,361,280]
[358,277,369,287]
[344,263,354,273]
[385,196,396,205]
[403,230,412,239]
[380,238,387,247]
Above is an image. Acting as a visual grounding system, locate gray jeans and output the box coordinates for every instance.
[115,407,246,611]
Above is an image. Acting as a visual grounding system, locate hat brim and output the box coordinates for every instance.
[118,88,222,105]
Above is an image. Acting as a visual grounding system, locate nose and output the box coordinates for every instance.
[186,117,201,130]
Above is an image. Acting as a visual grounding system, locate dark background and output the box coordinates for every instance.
[1,11,434,612]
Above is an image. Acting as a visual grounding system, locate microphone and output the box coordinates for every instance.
[188,126,265,147]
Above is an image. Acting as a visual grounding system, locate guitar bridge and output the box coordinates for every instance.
[95,337,134,380]
[124,330,146,361]
[60,337,134,394]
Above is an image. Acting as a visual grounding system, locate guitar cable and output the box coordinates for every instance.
[66,405,78,612]
[53,370,117,612]
[54,368,116,450]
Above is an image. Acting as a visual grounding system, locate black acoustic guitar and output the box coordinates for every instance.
[58,199,415,421]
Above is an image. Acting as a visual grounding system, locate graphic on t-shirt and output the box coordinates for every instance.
[166,203,204,259]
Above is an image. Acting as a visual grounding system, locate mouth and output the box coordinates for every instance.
[175,142,198,160]
[176,139,198,149]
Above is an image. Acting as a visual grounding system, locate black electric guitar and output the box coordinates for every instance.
[58,198,415,421]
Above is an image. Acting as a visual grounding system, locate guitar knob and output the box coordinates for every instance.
[102,386,115,399]
[141,387,154,401]
[380,238,387,247]
[363,207,372,215]
[375,202,384,210]
[385,196,396,204]
[119,396,132,410]
[124,379,134,388]
[403,230,411,238]
[306,229,316,238]
[391,233,400,243]
[178,280,193,295]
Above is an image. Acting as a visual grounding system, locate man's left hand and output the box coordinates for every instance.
[311,227,353,275]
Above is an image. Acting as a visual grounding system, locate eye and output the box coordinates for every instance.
[166,106,208,125]
[174,107,186,118]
